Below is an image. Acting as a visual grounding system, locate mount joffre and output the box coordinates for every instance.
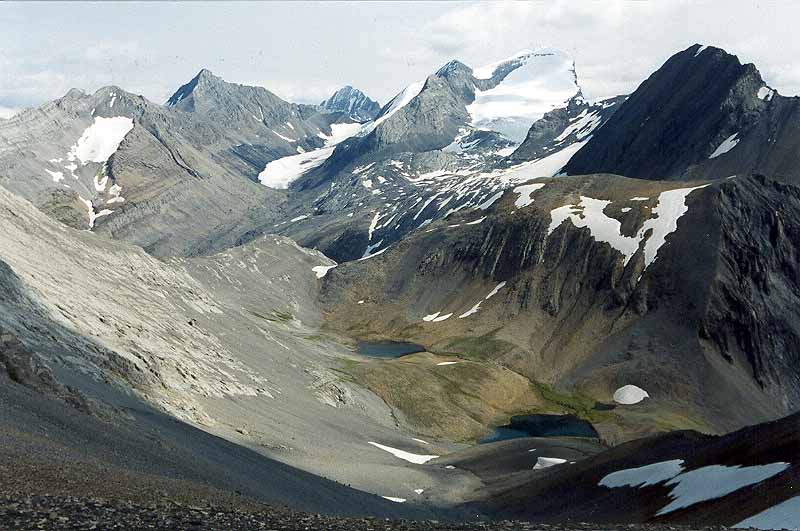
[0,44,799,530]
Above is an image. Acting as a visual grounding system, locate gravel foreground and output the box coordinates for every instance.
[0,496,743,531]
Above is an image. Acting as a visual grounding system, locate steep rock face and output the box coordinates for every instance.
[563,44,800,183]
[319,86,380,122]
[510,94,626,162]
[318,174,800,439]
[701,175,800,409]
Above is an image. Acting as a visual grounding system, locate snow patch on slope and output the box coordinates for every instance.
[613,385,650,405]
[599,460,790,517]
[709,133,740,159]
[259,123,361,189]
[600,460,686,488]
[368,441,439,464]
[735,496,800,530]
[68,116,134,164]
[657,463,790,515]
[513,182,546,208]
[373,81,425,128]
[547,185,709,270]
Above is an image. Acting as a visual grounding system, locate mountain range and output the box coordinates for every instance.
[1,43,799,530]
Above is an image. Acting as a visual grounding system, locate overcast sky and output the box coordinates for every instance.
[1,1,798,118]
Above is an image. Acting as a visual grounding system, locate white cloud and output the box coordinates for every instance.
[421,0,800,100]
[0,1,797,111]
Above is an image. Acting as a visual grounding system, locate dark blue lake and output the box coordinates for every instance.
[480,414,599,444]
[355,341,426,358]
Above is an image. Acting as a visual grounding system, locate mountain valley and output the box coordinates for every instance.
[1,38,799,530]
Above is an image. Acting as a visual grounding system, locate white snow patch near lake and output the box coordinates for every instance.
[414,489,425,495]
[631,197,649,201]
[613,385,649,405]
[533,457,567,470]
[709,133,740,159]
[382,496,406,503]
[600,460,685,488]
[432,313,452,322]
[368,442,439,464]
[312,265,336,279]
[68,116,134,164]
[657,462,790,515]
[734,495,800,530]
[513,183,546,208]
[290,215,308,222]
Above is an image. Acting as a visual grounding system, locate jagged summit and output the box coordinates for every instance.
[318,85,380,122]
[165,68,223,107]
[562,43,787,181]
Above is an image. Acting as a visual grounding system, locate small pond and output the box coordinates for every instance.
[355,341,426,358]
[480,414,599,444]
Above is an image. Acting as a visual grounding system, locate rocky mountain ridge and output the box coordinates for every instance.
[319,85,381,122]
[564,44,800,184]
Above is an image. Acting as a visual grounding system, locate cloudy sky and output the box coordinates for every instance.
[1,1,797,118]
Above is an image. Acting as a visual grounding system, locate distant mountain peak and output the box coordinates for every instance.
[436,59,471,78]
[165,68,227,108]
[319,86,380,122]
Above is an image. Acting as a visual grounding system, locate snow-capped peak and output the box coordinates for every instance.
[467,47,581,142]
[472,49,536,80]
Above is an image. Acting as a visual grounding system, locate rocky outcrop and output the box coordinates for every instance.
[510,94,626,162]
[319,86,381,122]
[701,175,800,409]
